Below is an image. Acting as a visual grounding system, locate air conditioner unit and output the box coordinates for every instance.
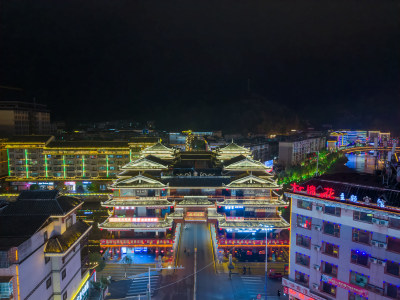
[316,206,323,212]
[313,245,321,251]
[369,257,378,264]
[377,259,386,266]
[371,240,379,247]
[312,283,319,289]
[314,225,321,231]
[313,264,320,270]
[378,242,387,249]
[372,218,380,225]
[379,220,389,226]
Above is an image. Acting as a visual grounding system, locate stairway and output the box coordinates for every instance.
[96,263,156,281]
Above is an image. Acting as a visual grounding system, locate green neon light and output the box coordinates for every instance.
[106,154,109,177]
[129,149,132,162]
[6,149,10,176]
[45,154,48,177]
[63,155,66,178]
[25,149,29,178]
[82,155,85,177]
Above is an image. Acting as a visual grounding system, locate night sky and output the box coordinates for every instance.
[0,0,399,133]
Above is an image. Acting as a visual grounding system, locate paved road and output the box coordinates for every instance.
[155,223,234,300]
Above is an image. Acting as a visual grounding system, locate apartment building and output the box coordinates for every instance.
[284,178,400,300]
[5,136,159,191]
[279,136,326,167]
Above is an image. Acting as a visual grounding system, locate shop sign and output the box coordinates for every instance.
[186,212,205,217]
[109,217,158,222]
[100,239,173,246]
[282,278,326,300]
[321,274,368,298]
[218,239,289,246]
[226,217,244,221]
[74,281,89,300]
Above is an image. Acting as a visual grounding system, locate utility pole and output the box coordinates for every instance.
[315,151,319,176]
[144,266,184,300]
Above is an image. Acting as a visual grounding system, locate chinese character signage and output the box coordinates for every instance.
[109,217,159,222]
[100,239,173,246]
[321,274,368,298]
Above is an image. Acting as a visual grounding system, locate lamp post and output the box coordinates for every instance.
[264,225,273,299]
[141,266,184,300]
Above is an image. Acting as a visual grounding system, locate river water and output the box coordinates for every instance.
[345,152,384,174]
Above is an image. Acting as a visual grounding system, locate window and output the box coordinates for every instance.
[350,271,368,287]
[297,215,312,230]
[296,234,311,249]
[323,222,340,237]
[351,250,369,267]
[44,231,48,242]
[389,218,400,230]
[295,271,309,286]
[45,257,50,264]
[295,253,310,267]
[388,236,400,253]
[385,283,400,299]
[354,211,373,223]
[297,200,312,211]
[322,261,338,277]
[46,278,51,289]
[386,261,400,277]
[321,281,336,296]
[63,292,68,300]
[322,242,339,258]
[324,205,340,216]
[352,229,370,245]
[62,269,66,280]
[349,294,367,300]
[66,216,73,229]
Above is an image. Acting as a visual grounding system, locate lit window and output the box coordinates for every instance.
[351,250,369,267]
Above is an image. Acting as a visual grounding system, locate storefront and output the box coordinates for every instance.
[282,278,327,300]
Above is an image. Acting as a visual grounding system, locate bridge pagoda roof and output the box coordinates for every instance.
[98,218,173,230]
[223,156,269,172]
[120,155,169,171]
[219,218,290,229]
[111,173,167,189]
[226,174,280,189]
[175,196,214,207]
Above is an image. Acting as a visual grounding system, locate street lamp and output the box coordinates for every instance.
[139,266,184,300]
[263,225,274,299]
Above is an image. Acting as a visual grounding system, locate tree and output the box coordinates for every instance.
[122,255,133,278]
[89,252,106,272]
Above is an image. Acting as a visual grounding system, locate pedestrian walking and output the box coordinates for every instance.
[248,266,251,274]
[277,289,281,297]
[187,249,190,256]
[243,266,246,275]
[184,247,186,253]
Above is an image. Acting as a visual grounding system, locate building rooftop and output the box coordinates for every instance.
[0,215,50,250]
[163,176,231,187]
[44,221,91,254]
[6,135,54,144]
[1,190,82,216]
[46,140,129,149]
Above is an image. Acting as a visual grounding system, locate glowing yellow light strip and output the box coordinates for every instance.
[71,271,90,300]
[16,265,21,300]
[24,149,29,178]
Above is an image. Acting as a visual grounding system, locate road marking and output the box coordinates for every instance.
[193,225,198,300]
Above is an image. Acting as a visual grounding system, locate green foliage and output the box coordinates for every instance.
[89,252,106,272]
[87,182,100,192]
[29,184,40,190]
[278,151,343,185]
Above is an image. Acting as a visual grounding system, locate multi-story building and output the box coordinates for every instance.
[0,139,7,180]
[0,190,93,300]
[98,142,289,265]
[279,136,326,167]
[284,178,400,300]
[5,136,159,192]
[0,101,51,136]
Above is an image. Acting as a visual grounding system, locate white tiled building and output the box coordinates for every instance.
[0,190,92,300]
[284,178,400,300]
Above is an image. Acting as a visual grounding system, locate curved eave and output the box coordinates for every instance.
[110,184,167,189]
[102,200,173,207]
[218,200,288,207]
[226,184,281,189]
[99,220,173,230]
[44,225,92,257]
[219,219,290,229]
